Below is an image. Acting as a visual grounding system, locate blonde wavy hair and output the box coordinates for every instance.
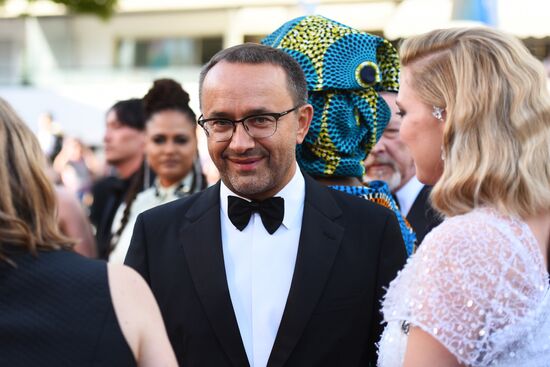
[0,98,72,263]
[400,27,550,218]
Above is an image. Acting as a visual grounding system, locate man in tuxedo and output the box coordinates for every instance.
[365,92,441,244]
[125,43,407,367]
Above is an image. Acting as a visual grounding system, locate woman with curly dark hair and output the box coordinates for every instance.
[109,78,207,263]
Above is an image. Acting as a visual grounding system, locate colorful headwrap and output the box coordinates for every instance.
[263,16,415,255]
[262,15,400,178]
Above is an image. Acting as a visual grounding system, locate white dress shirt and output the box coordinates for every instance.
[220,166,305,367]
[395,175,424,217]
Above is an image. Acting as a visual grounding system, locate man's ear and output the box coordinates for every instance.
[296,104,313,144]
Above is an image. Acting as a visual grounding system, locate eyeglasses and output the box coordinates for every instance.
[197,105,301,142]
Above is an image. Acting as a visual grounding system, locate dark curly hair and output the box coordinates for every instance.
[142,78,196,123]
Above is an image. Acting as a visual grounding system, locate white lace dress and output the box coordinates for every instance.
[378,207,550,366]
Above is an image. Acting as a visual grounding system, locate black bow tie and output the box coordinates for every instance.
[227,195,284,235]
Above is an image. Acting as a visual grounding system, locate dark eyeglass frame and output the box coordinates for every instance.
[197,105,301,142]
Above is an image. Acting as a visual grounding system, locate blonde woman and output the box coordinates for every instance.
[378,28,550,366]
[0,98,177,367]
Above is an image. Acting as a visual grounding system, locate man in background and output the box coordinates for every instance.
[89,99,151,259]
[365,92,441,244]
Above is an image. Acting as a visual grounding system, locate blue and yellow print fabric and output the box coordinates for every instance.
[262,15,400,178]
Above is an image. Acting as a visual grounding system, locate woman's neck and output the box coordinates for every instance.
[158,178,178,189]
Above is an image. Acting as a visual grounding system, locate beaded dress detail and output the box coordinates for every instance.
[378,207,550,366]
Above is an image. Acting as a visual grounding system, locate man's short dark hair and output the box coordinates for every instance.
[198,43,308,107]
[109,98,146,131]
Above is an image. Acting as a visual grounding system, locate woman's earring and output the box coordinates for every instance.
[440,145,446,161]
[432,106,445,122]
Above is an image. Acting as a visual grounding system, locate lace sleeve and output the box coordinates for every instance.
[381,210,547,366]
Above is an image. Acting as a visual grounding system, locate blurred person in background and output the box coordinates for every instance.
[89,99,153,260]
[264,15,415,256]
[364,92,441,244]
[0,97,177,367]
[53,137,102,204]
[378,27,550,366]
[44,162,97,259]
[56,185,97,258]
[109,79,206,264]
[37,111,63,162]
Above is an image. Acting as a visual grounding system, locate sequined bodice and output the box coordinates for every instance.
[378,207,550,366]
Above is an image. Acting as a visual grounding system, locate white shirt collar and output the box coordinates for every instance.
[396,175,425,217]
[220,164,305,230]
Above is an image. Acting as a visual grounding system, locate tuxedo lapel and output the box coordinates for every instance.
[407,185,441,244]
[180,182,250,367]
[406,185,430,226]
[268,176,344,367]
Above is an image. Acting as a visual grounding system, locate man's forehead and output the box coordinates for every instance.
[201,61,293,108]
[206,60,284,79]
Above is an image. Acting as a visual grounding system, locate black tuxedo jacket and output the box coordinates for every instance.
[406,185,442,245]
[125,174,406,367]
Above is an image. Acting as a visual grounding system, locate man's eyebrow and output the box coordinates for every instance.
[244,107,275,115]
[204,108,273,119]
[202,111,231,119]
